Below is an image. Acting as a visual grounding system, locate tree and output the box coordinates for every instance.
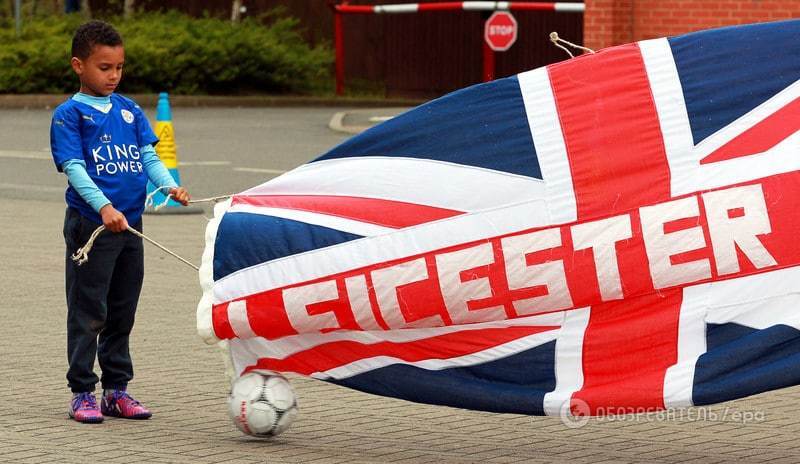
[123,0,133,18]
[231,0,241,22]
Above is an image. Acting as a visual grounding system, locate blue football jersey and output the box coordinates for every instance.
[50,94,159,225]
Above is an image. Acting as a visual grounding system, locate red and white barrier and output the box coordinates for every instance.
[331,2,585,95]
[335,2,585,14]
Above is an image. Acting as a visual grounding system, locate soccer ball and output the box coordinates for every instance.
[228,370,298,438]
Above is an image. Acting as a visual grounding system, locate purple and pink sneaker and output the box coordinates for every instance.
[101,389,152,419]
[69,392,104,423]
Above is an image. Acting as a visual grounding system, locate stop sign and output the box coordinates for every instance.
[484,11,518,52]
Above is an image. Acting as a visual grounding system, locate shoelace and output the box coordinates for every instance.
[112,391,142,408]
[73,393,98,411]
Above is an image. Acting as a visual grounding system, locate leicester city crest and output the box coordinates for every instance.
[121,109,134,124]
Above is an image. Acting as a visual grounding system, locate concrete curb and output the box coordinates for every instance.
[0,94,425,110]
[328,111,372,135]
[328,107,412,135]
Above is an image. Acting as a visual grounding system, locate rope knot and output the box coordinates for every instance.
[71,225,107,266]
[550,31,595,58]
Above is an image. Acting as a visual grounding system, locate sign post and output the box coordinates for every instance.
[483,11,518,82]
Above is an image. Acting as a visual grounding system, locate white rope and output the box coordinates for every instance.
[189,195,232,204]
[73,189,236,271]
[144,186,173,211]
[72,225,200,271]
[145,187,232,211]
[549,31,595,58]
[71,225,107,266]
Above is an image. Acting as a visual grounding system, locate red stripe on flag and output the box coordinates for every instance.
[700,97,800,165]
[232,195,463,229]
[549,43,678,412]
[549,43,672,220]
[248,325,558,376]
[212,303,236,340]
[572,290,682,414]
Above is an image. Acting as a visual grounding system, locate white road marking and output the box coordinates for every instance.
[0,182,64,192]
[180,161,231,166]
[233,167,287,175]
[0,150,51,160]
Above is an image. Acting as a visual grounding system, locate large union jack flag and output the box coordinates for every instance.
[198,20,800,417]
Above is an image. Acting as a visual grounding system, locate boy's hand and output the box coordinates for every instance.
[169,187,191,206]
[100,204,128,233]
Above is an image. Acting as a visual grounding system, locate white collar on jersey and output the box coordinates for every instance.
[72,92,113,113]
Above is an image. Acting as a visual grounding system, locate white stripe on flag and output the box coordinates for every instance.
[227,300,257,339]
[663,284,708,409]
[638,38,697,198]
[543,308,590,416]
[703,266,800,330]
[518,67,577,224]
[226,203,396,237]
[241,157,546,214]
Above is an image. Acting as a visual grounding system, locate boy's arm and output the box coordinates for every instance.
[62,159,111,212]
[141,144,190,205]
[141,144,176,188]
[62,159,128,232]
[132,102,190,206]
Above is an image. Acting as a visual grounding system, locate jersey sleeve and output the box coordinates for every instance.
[133,104,159,148]
[142,144,178,189]
[50,106,83,172]
[62,159,111,212]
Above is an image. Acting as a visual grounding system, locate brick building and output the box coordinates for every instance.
[584,0,800,50]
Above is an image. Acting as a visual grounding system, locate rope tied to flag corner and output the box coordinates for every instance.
[550,31,595,58]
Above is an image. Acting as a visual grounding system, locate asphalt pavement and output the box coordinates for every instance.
[2,106,800,463]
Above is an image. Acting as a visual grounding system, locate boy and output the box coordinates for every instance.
[50,20,190,423]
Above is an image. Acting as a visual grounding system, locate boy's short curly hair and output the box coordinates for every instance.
[71,21,123,60]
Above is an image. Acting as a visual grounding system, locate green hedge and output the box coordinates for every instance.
[0,12,333,94]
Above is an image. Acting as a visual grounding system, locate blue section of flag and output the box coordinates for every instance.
[669,20,800,146]
[692,323,800,406]
[330,341,556,415]
[318,76,542,179]
[213,213,362,280]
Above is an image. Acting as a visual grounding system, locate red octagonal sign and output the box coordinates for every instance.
[484,11,518,52]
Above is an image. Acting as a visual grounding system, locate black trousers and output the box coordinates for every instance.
[63,207,144,393]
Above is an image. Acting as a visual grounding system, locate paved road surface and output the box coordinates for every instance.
[1,107,799,463]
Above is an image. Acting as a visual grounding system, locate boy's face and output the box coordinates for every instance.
[71,45,124,97]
